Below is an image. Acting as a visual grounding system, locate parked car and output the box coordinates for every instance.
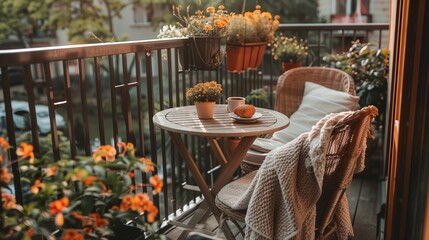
[0,67,25,87]
[0,101,65,135]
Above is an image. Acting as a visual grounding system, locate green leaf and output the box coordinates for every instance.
[81,195,95,215]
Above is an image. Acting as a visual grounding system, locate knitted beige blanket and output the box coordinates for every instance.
[226,111,369,240]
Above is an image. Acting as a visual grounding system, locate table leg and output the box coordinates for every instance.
[169,132,236,240]
[211,136,257,194]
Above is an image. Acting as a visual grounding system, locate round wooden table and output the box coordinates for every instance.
[153,104,289,239]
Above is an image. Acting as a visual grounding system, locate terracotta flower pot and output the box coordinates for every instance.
[195,102,216,119]
[281,61,302,73]
[226,42,267,72]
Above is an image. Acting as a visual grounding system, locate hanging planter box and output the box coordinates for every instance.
[226,42,267,72]
[189,36,224,71]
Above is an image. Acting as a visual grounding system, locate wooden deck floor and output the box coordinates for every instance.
[164,172,381,240]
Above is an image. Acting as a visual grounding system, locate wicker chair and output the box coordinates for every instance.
[216,106,378,239]
[241,67,356,174]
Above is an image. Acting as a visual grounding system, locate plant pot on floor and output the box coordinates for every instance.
[226,42,267,72]
[189,36,224,71]
[281,61,302,73]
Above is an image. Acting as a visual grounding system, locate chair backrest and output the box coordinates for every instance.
[315,106,378,237]
[275,67,356,118]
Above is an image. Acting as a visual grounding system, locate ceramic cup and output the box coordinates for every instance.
[227,97,246,112]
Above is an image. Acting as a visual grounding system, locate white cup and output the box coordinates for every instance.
[227,97,246,112]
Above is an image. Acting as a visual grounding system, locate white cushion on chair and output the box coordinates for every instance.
[244,81,359,165]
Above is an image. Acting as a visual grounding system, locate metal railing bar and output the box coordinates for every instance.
[43,62,60,160]
[78,59,91,155]
[379,29,383,48]
[24,65,40,153]
[121,54,133,144]
[1,66,23,204]
[61,61,76,158]
[134,52,145,155]
[108,56,119,150]
[94,57,106,145]
[155,49,165,219]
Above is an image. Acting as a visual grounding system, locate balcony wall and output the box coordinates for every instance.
[0,23,388,231]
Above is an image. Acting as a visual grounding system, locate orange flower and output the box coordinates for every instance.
[117,142,135,155]
[1,167,13,184]
[83,213,109,228]
[214,19,226,28]
[146,201,159,223]
[139,158,155,173]
[83,176,98,186]
[150,175,163,194]
[71,169,88,181]
[26,228,34,237]
[92,145,117,162]
[45,166,58,177]
[0,137,9,150]
[49,196,69,214]
[120,195,134,211]
[128,172,135,178]
[99,182,111,193]
[218,5,225,10]
[55,212,64,226]
[71,212,84,224]
[1,192,16,209]
[93,215,109,228]
[111,205,119,211]
[83,227,93,234]
[206,6,215,13]
[16,142,35,163]
[204,24,213,31]
[134,193,150,213]
[31,179,46,194]
[63,229,84,240]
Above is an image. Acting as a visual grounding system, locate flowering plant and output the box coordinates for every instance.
[157,24,187,39]
[0,137,164,240]
[227,5,280,45]
[186,81,222,104]
[269,34,309,63]
[173,5,230,37]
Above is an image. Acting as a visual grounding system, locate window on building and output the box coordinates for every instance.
[133,3,154,24]
[332,0,371,23]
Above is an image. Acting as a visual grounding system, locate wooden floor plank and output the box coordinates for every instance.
[166,175,379,240]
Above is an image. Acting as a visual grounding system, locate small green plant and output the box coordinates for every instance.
[245,87,271,109]
[269,34,309,63]
[322,40,389,127]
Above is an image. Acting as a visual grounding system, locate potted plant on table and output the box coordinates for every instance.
[186,81,223,119]
[269,34,309,73]
[173,5,230,70]
[0,138,164,240]
[226,5,280,72]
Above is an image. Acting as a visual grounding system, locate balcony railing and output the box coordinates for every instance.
[0,23,388,232]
